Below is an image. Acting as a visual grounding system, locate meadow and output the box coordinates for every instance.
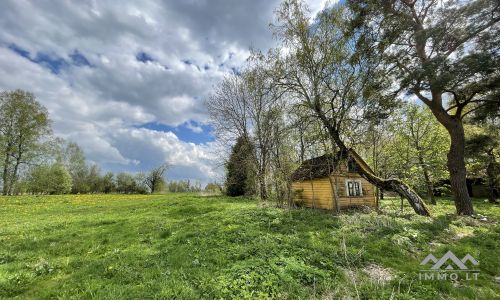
[1,193,499,299]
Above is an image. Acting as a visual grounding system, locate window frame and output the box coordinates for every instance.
[345,179,363,197]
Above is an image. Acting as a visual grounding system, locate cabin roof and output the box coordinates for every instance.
[290,149,372,182]
[290,153,340,182]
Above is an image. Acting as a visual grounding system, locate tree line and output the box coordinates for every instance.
[0,89,220,195]
[206,0,500,216]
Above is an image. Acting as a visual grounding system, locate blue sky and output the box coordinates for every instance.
[0,0,328,181]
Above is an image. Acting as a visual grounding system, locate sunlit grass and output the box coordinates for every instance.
[0,194,499,299]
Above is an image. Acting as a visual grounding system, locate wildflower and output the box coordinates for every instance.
[109,266,113,269]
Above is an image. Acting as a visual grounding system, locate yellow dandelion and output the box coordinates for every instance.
[109,266,113,269]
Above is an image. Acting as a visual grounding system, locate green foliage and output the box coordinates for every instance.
[49,163,72,194]
[101,172,115,194]
[0,89,55,195]
[26,163,72,195]
[386,104,450,195]
[464,104,500,202]
[115,172,143,194]
[225,135,255,197]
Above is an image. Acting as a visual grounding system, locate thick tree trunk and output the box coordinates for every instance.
[443,119,475,215]
[425,94,474,215]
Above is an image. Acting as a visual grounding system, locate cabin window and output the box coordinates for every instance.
[345,179,362,196]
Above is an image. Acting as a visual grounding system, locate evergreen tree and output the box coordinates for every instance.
[225,135,254,197]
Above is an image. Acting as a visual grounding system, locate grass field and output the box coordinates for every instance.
[1,194,499,299]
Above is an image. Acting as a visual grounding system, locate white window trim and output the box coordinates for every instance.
[345,179,363,197]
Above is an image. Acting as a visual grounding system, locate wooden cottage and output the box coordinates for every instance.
[291,149,377,210]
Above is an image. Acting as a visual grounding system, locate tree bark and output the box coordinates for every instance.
[436,116,475,215]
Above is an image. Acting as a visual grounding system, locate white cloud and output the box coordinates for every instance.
[0,0,325,179]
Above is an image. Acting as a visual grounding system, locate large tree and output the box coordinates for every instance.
[0,89,54,195]
[347,0,500,215]
[268,0,432,216]
[206,68,282,201]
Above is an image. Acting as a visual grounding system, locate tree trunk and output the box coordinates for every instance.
[421,164,436,205]
[425,94,474,215]
[486,160,499,204]
[2,155,10,196]
[443,119,475,215]
[259,164,267,201]
[9,156,21,196]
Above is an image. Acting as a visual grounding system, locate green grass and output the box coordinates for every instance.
[1,194,499,299]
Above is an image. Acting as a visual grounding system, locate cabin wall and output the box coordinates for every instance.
[292,172,376,210]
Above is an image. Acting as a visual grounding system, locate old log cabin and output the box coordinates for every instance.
[291,149,377,210]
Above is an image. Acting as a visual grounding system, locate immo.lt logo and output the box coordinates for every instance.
[419,250,480,281]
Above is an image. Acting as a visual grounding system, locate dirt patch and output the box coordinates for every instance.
[429,241,444,247]
[451,230,473,241]
[362,264,395,282]
[342,264,394,285]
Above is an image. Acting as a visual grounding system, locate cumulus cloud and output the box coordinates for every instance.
[105,128,216,180]
[0,0,325,179]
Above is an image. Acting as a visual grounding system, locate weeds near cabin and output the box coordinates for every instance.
[0,194,499,299]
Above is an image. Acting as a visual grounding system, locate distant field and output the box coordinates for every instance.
[1,194,499,299]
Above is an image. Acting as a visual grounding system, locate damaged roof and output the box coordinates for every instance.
[291,149,369,182]
[290,153,340,182]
